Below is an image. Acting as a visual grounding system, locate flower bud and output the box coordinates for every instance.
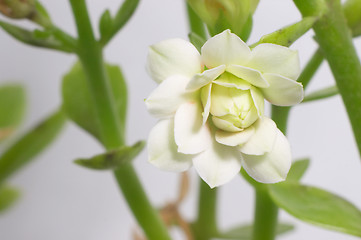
[0,0,36,19]
[344,0,361,37]
[187,0,259,37]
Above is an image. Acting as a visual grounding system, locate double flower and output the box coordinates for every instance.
[146,30,303,188]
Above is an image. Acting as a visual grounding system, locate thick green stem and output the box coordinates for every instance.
[252,189,279,240]
[195,180,218,240]
[294,0,361,157]
[69,1,170,239]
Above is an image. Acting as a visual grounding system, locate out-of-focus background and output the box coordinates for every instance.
[0,0,360,239]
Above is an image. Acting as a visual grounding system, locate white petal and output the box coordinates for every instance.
[174,101,212,154]
[262,73,304,106]
[200,83,212,124]
[193,140,242,188]
[248,43,300,80]
[186,65,226,91]
[213,72,251,90]
[239,117,277,155]
[250,86,264,116]
[147,38,202,83]
[241,128,292,183]
[212,116,243,132]
[148,119,193,172]
[226,65,269,88]
[215,126,255,146]
[201,30,251,68]
[145,76,195,118]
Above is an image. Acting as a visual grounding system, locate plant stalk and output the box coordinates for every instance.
[252,188,279,240]
[294,0,361,157]
[195,180,218,240]
[69,1,170,239]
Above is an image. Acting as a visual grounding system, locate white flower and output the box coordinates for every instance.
[145,30,303,188]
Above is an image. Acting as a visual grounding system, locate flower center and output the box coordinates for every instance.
[201,72,264,132]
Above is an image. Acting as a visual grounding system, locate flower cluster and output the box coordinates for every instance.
[145,30,303,188]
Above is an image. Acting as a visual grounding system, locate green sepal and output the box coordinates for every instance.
[99,0,140,46]
[0,110,66,183]
[269,182,361,238]
[0,185,20,213]
[0,84,26,141]
[238,15,253,42]
[62,62,127,144]
[0,21,73,52]
[218,222,294,239]
[99,9,114,43]
[286,158,310,181]
[188,32,206,52]
[302,85,339,103]
[251,16,318,47]
[74,141,145,170]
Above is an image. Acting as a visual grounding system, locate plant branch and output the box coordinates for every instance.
[69,1,170,239]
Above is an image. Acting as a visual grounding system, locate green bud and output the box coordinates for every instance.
[344,0,361,37]
[187,0,259,37]
[0,0,36,19]
[0,0,51,27]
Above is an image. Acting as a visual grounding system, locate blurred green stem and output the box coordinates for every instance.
[294,0,361,157]
[195,180,218,240]
[252,188,279,240]
[69,0,170,239]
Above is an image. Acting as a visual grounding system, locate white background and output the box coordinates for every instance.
[0,0,360,239]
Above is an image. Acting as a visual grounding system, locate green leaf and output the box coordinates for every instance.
[302,85,339,103]
[219,222,294,239]
[0,20,72,52]
[62,62,127,143]
[0,110,66,183]
[0,84,26,141]
[269,182,361,237]
[287,158,310,181]
[188,32,206,52]
[251,16,318,47]
[100,0,140,45]
[75,141,145,170]
[0,185,20,213]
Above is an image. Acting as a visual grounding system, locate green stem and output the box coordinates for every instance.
[186,5,218,239]
[195,180,218,240]
[294,0,361,157]
[252,40,324,240]
[69,1,170,239]
[251,105,289,240]
[252,189,279,240]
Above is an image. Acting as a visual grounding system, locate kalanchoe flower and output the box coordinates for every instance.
[145,30,303,188]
